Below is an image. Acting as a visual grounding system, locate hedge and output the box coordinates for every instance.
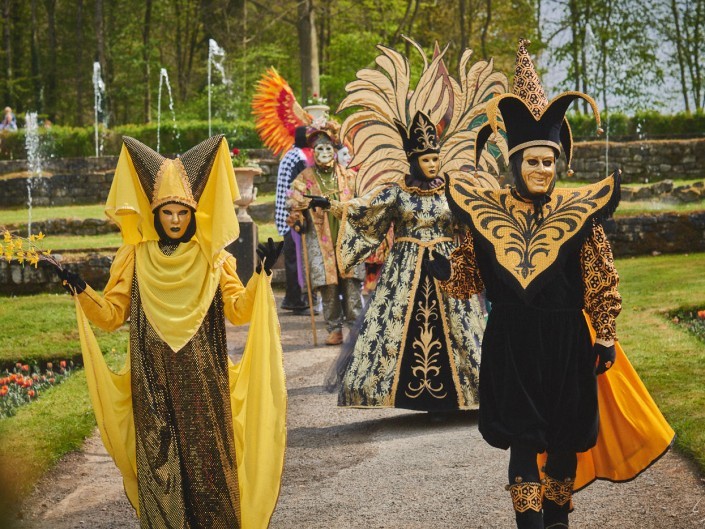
[1,111,703,161]
[568,110,705,140]
[0,119,263,160]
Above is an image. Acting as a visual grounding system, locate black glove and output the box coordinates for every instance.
[256,238,284,275]
[422,250,451,281]
[594,343,616,375]
[304,194,331,211]
[56,267,87,295]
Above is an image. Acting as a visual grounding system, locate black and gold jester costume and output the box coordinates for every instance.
[328,40,509,411]
[439,40,674,528]
[71,136,286,529]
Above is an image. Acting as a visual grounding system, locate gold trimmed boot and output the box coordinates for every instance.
[506,477,543,529]
[543,474,573,528]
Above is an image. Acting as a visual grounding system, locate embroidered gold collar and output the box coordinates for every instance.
[448,174,617,293]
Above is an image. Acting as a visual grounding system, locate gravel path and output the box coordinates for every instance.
[12,298,705,528]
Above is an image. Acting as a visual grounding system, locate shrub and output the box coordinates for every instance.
[0,120,263,160]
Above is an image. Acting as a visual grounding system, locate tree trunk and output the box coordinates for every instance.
[297,0,319,102]
[75,0,84,125]
[43,0,58,120]
[458,0,467,68]
[2,0,13,106]
[480,0,491,59]
[31,0,41,111]
[143,0,152,123]
[670,0,690,111]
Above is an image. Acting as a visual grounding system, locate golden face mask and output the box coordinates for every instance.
[157,203,193,240]
[417,153,440,180]
[520,146,555,196]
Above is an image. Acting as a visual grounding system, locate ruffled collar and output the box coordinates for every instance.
[402,173,445,195]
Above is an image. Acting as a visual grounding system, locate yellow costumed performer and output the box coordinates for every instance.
[58,135,286,529]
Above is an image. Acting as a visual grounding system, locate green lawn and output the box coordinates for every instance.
[0,252,702,519]
[0,293,129,367]
[616,253,705,469]
[0,204,107,226]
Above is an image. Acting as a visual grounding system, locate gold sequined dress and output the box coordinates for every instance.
[335,178,486,410]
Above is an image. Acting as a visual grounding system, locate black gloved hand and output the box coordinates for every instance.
[56,267,87,295]
[422,250,451,281]
[303,194,331,211]
[594,342,616,375]
[256,237,284,275]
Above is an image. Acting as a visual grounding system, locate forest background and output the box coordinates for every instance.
[1,0,704,136]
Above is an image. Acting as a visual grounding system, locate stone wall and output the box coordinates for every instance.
[3,211,703,295]
[604,211,705,257]
[0,151,280,208]
[2,139,705,208]
[560,138,705,183]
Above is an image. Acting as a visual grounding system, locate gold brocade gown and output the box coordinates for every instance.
[336,180,485,410]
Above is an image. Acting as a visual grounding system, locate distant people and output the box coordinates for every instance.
[0,107,17,132]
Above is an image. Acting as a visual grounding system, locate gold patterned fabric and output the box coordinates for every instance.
[506,480,543,513]
[442,232,485,300]
[543,475,574,508]
[580,222,621,341]
[447,174,619,302]
[130,270,242,528]
[337,183,485,410]
[513,39,548,118]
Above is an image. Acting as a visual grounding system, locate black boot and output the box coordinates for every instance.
[543,474,573,528]
[507,477,543,529]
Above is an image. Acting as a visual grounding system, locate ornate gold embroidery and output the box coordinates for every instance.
[580,222,621,341]
[441,232,484,299]
[506,478,543,513]
[448,177,616,290]
[405,276,447,400]
[544,475,574,508]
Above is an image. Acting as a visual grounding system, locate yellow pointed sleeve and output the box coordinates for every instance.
[77,244,135,331]
[220,255,266,326]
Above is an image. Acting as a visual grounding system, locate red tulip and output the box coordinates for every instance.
[28,389,36,398]
[697,310,705,320]
[21,364,29,372]
[60,361,67,368]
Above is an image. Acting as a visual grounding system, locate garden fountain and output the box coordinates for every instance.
[207,38,231,136]
[92,61,106,157]
[157,68,180,153]
[24,112,42,236]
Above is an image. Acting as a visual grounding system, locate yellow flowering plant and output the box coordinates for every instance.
[1,229,56,269]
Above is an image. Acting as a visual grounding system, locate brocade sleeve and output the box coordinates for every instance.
[580,222,622,342]
[78,244,134,331]
[335,184,399,275]
[220,254,262,326]
[440,232,484,299]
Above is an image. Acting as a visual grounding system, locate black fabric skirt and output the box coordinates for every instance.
[478,303,599,453]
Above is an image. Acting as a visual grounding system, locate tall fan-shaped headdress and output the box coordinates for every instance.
[337,38,509,195]
[106,135,240,267]
[252,68,313,158]
[476,39,603,175]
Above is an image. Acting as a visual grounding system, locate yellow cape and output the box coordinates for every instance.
[74,270,287,528]
[538,314,675,492]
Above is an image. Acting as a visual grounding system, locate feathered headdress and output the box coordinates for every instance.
[337,38,509,195]
[252,68,312,158]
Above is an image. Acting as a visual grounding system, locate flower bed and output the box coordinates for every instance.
[670,307,705,343]
[0,360,74,419]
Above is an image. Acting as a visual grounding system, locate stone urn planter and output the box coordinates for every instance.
[233,166,261,222]
[304,104,330,121]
